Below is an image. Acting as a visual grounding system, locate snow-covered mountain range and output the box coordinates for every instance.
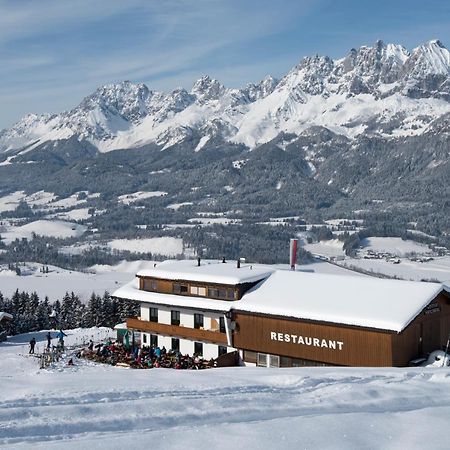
[1,39,449,154]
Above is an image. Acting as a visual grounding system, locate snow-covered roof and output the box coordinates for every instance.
[0,312,13,322]
[113,322,127,330]
[236,271,444,332]
[113,278,233,313]
[114,261,448,333]
[136,259,274,285]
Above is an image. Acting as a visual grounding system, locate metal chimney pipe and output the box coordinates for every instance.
[290,238,298,270]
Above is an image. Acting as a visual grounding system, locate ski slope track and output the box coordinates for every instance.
[1,329,450,449]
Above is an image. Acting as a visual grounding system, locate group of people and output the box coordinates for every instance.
[80,339,216,370]
[28,329,68,354]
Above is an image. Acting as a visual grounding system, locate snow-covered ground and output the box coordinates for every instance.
[0,220,87,244]
[0,263,133,301]
[51,208,91,221]
[304,239,345,258]
[1,327,450,449]
[360,237,432,256]
[108,237,183,256]
[340,256,450,282]
[117,191,168,205]
[166,202,194,210]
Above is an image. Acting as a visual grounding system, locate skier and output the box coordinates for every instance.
[46,331,52,349]
[29,337,36,354]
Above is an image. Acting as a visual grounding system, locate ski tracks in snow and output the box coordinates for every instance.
[2,370,450,446]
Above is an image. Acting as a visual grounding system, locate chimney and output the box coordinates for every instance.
[197,257,201,267]
[237,259,241,269]
[290,238,298,270]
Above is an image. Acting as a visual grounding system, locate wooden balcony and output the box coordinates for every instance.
[126,317,228,345]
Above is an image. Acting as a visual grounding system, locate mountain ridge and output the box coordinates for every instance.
[1,39,449,155]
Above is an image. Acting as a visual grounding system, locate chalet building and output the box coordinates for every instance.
[112,259,450,367]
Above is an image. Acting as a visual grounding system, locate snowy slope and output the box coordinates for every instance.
[0,263,133,301]
[1,40,449,154]
[1,328,450,449]
[0,220,87,244]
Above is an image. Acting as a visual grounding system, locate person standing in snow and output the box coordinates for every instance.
[46,332,51,349]
[57,329,67,351]
[29,337,36,354]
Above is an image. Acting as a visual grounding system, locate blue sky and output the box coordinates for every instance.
[1,0,449,129]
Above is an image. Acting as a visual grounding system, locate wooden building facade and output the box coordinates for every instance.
[113,259,450,368]
[232,287,450,367]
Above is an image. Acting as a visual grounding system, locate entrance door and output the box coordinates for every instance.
[422,320,441,355]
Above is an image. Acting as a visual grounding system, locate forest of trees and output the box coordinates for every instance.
[0,290,139,336]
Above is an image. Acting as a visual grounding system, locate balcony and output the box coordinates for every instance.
[126,317,228,345]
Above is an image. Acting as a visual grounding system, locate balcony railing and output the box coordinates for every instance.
[126,317,228,345]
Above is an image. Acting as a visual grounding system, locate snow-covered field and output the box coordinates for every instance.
[0,263,133,301]
[166,202,193,210]
[1,327,450,449]
[304,239,345,258]
[117,191,168,205]
[0,191,100,215]
[108,237,183,256]
[341,256,450,282]
[51,208,91,221]
[360,237,432,256]
[0,220,87,244]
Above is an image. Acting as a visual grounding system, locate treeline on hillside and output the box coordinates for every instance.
[0,290,139,336]
[0,235,156,270]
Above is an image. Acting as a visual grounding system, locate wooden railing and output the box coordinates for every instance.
[126,317,228,345]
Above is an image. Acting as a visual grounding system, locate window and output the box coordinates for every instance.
[269,355,280,368]
[149,307,158,323]
[194,342,203,356]
[208,288,219,298]
[143,279,157,291]
[150,334,158,347]
[257,353,268,367]
[194,313,204,329]
[218,346,227,356]
[171,338,180,352]
[142,333,147,344]
[190,286,207,296]
[171,310,180,326]
[173,283,188,294]
[244,350,257,364]
[219,317,226,333]
[208,287,235,300]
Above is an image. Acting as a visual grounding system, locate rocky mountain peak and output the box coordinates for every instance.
[1,39,449,154]
[77,81,152,123]
[191,75,226,102]
[408,39,450,75]
[244,75,279,101]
